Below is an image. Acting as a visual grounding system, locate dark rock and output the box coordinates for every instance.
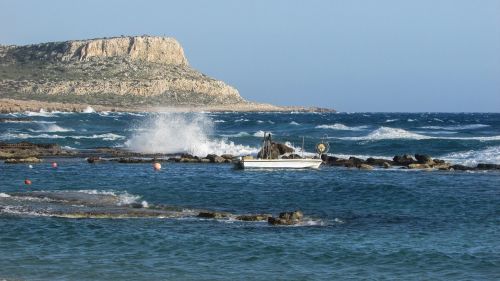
[393,154,416,166]
[87,156,102,163]
[268,210,304,225]
[476,163,500,170]
[197,211,230,219]
[383,162,391,169]
[206,154,226,163]
[220,154,233,160]
[366,157,393,166]
[180,153,195,159]
[129,203,143,208]
[118,158,150,163]
[236,214,271,221]
[450,164,473,171]
[415,154,434,164]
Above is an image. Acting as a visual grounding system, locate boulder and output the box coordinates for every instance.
[206,154,226,163]
[236,214,271,221]
[220,154,233,160]
[450,164,474,171]
[118,158,149,163]
[358,164,373,170]
[197,211,230,219]
[415,154,434,165]
[4,157,42,164]
[268,210,304,225]
[393,154,416,166]
[408,163,431,169]
[366,157,392,166]
[383,162,391,169]
[86,156,102,163]
[476,163,500,170]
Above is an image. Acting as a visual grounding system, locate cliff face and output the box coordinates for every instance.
[0,36,244,106]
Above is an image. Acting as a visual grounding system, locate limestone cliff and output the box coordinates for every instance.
[0,36,244,106]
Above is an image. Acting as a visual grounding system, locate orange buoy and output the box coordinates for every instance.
[153,162,161,171]
[51,162,58,168]
[24,179,32,185]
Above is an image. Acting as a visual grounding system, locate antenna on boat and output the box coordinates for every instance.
[301,136,305,158]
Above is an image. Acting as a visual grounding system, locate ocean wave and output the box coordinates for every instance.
[385,119,398,123]
[220,132,251,137]
[289,121,300,125]
[28,124,74,133]
[337,127,500,141]
[125,113,259,157]
[253,130,268,137]
[235,118,250,122]
[315,123,368,131]
[1,119,56,124]
[0,132,124,141]
[419,124,490,130]
[214,120,226,123]
[23,109,56,117]
[440,146,500,166]
[82,106,95,113]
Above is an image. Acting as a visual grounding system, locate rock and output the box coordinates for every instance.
[268,210,304,225]
[118,158,150,163]
[220,154,233,160]
[366,157,392,166]
[450,164,474,171]
[358,164,374,170]
[383,162,391,169]
[257,142,294,159]
[197,211,230,219]
[236,214,271,221]
[433,163,451,170]
[4,157,42,164]
[414,154,433,164]
[476,163,500,170]
[86,156,102,163]
[0,117,33,123]
[393,154,416,166]
[408,163,431,169]
[206,154,226,163]
[200,158,211,163]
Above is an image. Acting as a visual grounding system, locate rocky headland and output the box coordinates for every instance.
[0,35,333,112]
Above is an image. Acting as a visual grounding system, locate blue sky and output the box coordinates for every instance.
[1,0,499,112]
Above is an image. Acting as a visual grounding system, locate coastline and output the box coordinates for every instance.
[0,98,334,113]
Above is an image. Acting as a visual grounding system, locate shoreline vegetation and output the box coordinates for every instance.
[0,98,334,113]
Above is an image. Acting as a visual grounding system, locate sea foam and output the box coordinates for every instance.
[316,123,368,131]
[125,113,258,157]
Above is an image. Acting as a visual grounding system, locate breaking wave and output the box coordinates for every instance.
[82,106,95,113]
[419,124,490,131]
[28,124,74,133]
[338,127,500,141]
[0,132,124,141]
[125,113,258,157]
[440,146,500,166]
[316,123,368,131]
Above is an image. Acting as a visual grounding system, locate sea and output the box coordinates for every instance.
[0,110,499,280]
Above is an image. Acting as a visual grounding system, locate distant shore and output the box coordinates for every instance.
[0,98,334,113]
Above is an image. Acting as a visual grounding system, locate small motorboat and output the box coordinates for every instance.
[235,133,327,169]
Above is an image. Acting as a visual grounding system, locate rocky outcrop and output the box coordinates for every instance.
[0,35,244,107]
[257,142,295,159]
[268,210,304,225]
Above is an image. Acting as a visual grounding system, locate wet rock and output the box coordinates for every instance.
[128,203,144,208]
[206,154,226,163]
[179,158,199,163]
[236,214,271,221]
[358,164,373,170]
[200,158,211,163]
[415,154,434,164]
[4,157,42,164]
[476,163,500,170]
[268,210,304,225]
[197,211,230,219]
[118,157,150,163]
[433,163,451,170]
[383,162,391,169]
[408,163,431,169]
[220,154,233,160]
[393,154,416,166]
[180,153,196,159]
[366,157,392,166]
[450,164,473,171]
[86,156,102,163]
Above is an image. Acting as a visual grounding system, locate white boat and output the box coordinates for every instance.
[235,132,327,169]
[236,158,322,169]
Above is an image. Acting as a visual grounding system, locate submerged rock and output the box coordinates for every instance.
[4,157,42,164]
[197,211,231,219]
[236,214,271,221]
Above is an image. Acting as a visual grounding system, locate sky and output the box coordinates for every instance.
[0,0,499,112]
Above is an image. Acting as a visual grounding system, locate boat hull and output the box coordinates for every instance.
[237,159,322,169]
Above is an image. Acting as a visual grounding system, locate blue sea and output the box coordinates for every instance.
[1,110,499,280]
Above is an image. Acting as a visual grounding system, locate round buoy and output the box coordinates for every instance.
[24,179,32,185]
[51,162,58,168]
[153,162,161,171]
